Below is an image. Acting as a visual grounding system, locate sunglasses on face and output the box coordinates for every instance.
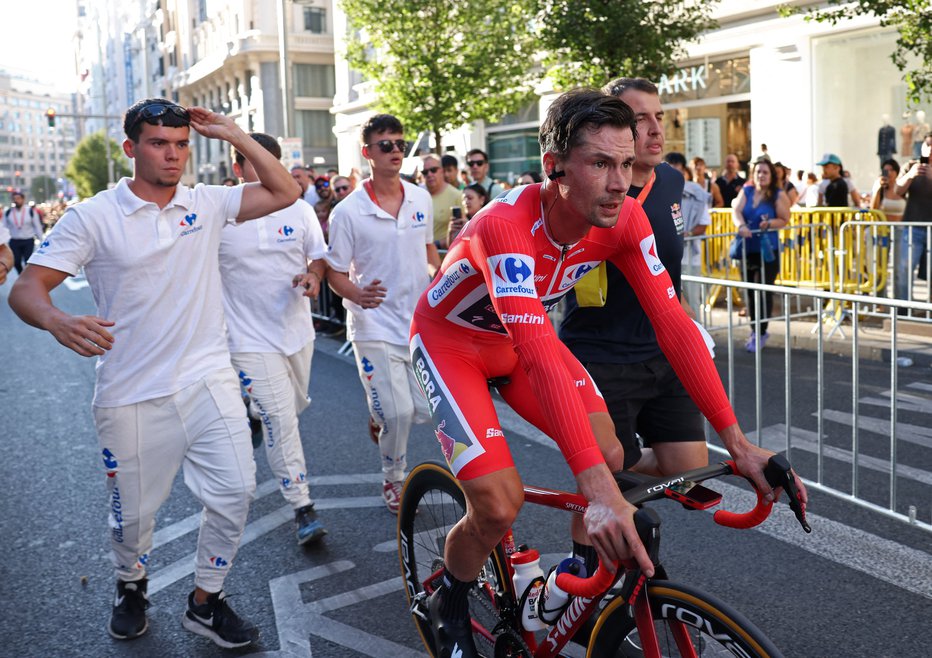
[467,160,486,167]
[367,139,407,154]
[423,166,441,175]
[129,103,189,133]
[335,185,350,193]
[316,182,330,190]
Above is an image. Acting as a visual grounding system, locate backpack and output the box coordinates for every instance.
[4,206,37,221]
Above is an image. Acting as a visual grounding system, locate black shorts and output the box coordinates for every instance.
[583,354,705,470]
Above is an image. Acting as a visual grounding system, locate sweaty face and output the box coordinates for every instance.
[126,123,191,188]
[555,125,635,229]
[617,89,664,169]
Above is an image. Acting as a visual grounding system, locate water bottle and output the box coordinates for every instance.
[538,556,587,625]
[510,546,547,631]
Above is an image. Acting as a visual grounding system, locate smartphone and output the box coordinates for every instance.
[921,156,930,165]
[665,481,722,510]
[451,206,463,220]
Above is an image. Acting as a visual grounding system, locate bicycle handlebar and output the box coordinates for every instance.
[556,455,810,596]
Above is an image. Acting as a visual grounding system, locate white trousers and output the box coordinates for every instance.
[232,340,314,509]
[352,340,430,483]
[93,368,256,593]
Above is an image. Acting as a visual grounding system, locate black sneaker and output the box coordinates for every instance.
[182,590,259,649]
[295,504,327,545]
[427,588,480,658]
[109,578,149,640]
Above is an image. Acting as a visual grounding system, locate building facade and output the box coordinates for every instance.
[78,0,338,185]
[0,72,77,204]
[331,1,920,195]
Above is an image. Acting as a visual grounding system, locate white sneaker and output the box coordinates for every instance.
[382,480,403,514]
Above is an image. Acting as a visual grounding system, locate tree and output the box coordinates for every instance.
[536,0,719,91]
[779,1,931,104]
[30,175,58,203]
[340,0,540,152]
[64,131,131,199]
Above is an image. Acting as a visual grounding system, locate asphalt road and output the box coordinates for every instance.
[0,276,930,657]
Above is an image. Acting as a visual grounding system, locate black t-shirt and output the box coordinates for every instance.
[715,174,746,207]
[903,174,932,223]
[559,162,686,364]
[823,178,849,207]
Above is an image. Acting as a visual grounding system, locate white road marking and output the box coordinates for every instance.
[250,562,427,657]
[753,423,932,486]
[820,408,932,450]
[147,496,383,595]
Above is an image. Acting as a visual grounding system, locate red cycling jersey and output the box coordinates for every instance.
[410,183,735,480]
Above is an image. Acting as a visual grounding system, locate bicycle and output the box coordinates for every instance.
[397,454,809,658]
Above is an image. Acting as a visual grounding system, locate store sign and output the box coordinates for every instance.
[658,66,707,96]
[658,56,751,104]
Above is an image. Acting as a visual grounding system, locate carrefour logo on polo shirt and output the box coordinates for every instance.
[558,260,601,291]
[427,259,476,306]
[487,253,536,298]
[179,213,203,237]
[639,234,665,276]
[412,211,427,227]
[277,224,297,243]
[36,238,51,253]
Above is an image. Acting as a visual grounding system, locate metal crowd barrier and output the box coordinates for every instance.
[686,272,932,532]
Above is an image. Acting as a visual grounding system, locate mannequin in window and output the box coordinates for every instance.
[878,114,896,166]
[901,111,914,157]
[913,110,929,157]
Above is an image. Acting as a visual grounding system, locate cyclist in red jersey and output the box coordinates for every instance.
[409,89,807,658]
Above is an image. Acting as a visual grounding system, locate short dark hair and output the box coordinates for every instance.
[519,170,543,183]
[464,182,490,204]
[233,132,281,168]
[663,152,687,168]
[602,77,659,98]
[466,148,488,161]
[361,114,404,145]
[441,154,459,169]
[538,88,637,159]
[124,98,190,142]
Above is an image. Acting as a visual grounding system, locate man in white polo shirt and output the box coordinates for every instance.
[325,113,440,513]
[220,132,328,546]
[8,98,299,648]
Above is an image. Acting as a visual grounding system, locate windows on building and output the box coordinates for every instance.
[303,7,326,34]
[295,109,336,148]
[293,64,335,98]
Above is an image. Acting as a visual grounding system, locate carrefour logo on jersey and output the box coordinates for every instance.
[277,224,297,243]
[488,253,536,298]
[639,234,666,276]
[179,212,203,237]
[427,259,477,306]
[558,260,601,291]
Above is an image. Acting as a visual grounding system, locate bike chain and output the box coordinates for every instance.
[469,573,533,658]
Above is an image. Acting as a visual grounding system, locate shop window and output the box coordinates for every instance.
[488,129,541,183]
[295,109,336,148]
[293,64,335,98]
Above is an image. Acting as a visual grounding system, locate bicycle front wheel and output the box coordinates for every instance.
[397,461,512,657]
[588,580,784,658]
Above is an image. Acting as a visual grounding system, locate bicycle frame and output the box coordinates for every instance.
[416,458,807,658]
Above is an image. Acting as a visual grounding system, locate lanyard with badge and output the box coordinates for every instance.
[362,179,404,215]
[11,206,27,230]
[575,170,656,307]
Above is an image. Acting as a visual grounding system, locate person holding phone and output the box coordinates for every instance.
[893,136,932,303]
[447,183,488,245]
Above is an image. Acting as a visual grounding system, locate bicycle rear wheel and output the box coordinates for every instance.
[397,461,512,657]
[588,580,784,658]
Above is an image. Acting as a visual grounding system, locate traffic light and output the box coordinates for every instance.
[46,108,56,128]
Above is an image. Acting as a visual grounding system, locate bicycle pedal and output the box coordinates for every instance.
[410,592,429,620]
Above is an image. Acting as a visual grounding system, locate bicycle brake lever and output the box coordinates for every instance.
[763,454,811,533]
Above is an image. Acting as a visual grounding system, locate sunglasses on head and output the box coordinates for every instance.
[367,139,407,154]
[129,103,189,133]
[467,159,486,167]
[423,166,441,175]
[335,185,350,193]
